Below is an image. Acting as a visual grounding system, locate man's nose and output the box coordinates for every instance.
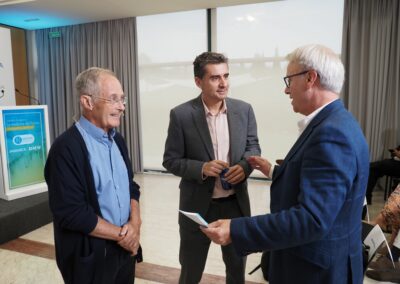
[284,86,290,95]
[117,101,126,110]
[219,78,228,87]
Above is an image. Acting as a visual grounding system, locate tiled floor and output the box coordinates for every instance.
[0,173,394,283]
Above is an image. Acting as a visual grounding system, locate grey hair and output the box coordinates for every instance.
[73,67,116,121]
[75,67,116,96]
[286,44,345,94]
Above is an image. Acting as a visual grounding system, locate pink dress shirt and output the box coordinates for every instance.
[203,99,235,198]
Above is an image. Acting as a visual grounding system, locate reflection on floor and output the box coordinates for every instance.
[0,173,391,283]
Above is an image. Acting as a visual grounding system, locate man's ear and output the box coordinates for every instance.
[307,70,318,85]
[80,95,93,110]
[194,76,202,88]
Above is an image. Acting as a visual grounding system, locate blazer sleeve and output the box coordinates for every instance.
[163,108,205,183]
[45,133,98,235]
[230,125,357,255]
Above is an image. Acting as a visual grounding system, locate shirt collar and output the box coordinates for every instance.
[297,99,337,135]
[202,97,228,116]
[77,116,115,141]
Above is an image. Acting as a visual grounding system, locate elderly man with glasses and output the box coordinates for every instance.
[45,67,142,284]
[202,44,369,284]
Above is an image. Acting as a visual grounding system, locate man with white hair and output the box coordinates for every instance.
[202,44,369,284]
[45,67,141,284]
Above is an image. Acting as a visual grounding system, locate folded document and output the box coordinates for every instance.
[179,210,208,227]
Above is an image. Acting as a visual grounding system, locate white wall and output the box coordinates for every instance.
[0,26,16,106]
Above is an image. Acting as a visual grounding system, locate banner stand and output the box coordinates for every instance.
[0,105,50,200]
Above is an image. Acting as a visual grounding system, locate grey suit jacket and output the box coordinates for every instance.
[163,95,261,230]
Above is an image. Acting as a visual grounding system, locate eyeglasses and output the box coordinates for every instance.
[283,70,310,88]
[86,94,127,105]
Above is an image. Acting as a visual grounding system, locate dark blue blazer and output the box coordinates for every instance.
[231,100,369,284]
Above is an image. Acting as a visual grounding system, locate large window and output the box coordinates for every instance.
[216,0,344,164]
[137,0,344,171]
[137,10,207,170]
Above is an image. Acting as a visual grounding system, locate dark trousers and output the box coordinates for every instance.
[102,241,135,284]
[365,159,400,204]
[179,196,246,284]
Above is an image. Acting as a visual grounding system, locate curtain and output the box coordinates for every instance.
[34,18,142,171]
[341,0,400,161]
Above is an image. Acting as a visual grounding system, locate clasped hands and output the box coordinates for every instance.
[202,160,245,184]
[117,219,141,256]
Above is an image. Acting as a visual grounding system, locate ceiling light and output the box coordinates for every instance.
[246,15,255,22]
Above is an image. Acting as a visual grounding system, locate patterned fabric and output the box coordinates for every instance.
[381,183,400,243]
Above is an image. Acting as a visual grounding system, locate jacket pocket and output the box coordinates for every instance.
[73,236,95,284]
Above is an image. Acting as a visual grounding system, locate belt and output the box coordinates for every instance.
[212,194,236,203]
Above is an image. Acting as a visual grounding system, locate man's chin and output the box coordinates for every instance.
[108,120,121,129]
[217,93,227,99]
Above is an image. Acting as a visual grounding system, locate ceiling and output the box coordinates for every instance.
[0,0,274,30]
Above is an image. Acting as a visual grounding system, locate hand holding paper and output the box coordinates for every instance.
[201,219,232,246]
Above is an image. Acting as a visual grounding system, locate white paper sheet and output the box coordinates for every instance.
[179,210,208,227]
[364,224,394,267]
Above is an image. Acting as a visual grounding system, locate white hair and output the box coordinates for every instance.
[75,67,116,97]
[286,44,345,94]
[73,67,117,120]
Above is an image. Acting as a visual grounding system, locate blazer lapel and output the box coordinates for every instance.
[192,96,214,160]
[273,100,343,181]
[226,99,240,163]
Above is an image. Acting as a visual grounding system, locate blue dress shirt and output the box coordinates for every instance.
[75,116,130,226]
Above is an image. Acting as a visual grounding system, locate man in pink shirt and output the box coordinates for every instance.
[163,52,261,284]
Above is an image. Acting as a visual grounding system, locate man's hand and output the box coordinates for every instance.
[118,221,140,255]
[247,156,272,177]
[224,165,245,185]
[118,200,141,255]
[203,160,229,177]
[201,219,232,246]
